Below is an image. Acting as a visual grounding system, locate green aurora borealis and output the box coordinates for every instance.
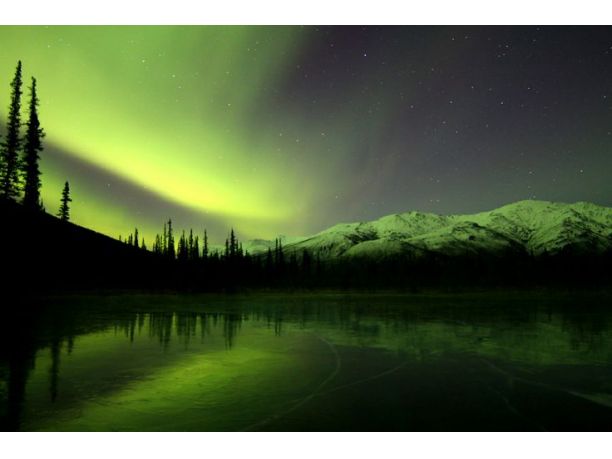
[0,27,321,241]
[1,26,612,243]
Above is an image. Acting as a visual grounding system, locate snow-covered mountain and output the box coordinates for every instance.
[253,200,612,259]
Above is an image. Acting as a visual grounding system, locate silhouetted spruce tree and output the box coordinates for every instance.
[153,234,162,254]
[167,219,175,259]
[0,61,23,200]
[193,235,199,260]
[229,229,237,259]
[57,181,71,221]
[274,238,279,263]
[134,228,139,248]
[178,230,187,261]
[141,238,146,251]
[274,238,284,267]
[278,239,284,266]
[202,229,209,259]
[188,229,194,258]
[21,77,45,210]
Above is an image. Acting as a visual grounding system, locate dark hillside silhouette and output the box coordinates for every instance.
[2,198,163,295]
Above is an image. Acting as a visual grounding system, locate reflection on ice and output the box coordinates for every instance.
[1,292,611,431]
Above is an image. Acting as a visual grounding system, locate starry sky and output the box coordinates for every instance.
[1,26,611,243]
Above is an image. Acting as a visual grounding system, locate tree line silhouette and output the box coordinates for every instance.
[0,61,72,219]
[111,214,612,292]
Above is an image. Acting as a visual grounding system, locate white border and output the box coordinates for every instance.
[2,4,612,456]
[2,431,611,459]
[0,1,611,25]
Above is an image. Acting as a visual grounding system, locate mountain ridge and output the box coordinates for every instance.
[247,200,612,259]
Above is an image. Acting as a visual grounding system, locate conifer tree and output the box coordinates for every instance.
[203,230,209,259]
[178,230,187,261]
[22,77,45,209]
[193,235,199,260]
[154,234,162,254]
[278,239,284,265]
[0,61,23,199]
[274,238,279,263]
[57,181,72,221]
[167,219,175,259]
[134,228,139,248]
[229,228,238,258]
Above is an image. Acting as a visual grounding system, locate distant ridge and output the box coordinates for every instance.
[250,200,612,259]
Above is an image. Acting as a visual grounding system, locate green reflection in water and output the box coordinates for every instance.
[2,292,612,431]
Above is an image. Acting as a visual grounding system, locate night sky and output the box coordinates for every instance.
[1,26,611,243]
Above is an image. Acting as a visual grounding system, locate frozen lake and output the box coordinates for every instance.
[1,292,611,431]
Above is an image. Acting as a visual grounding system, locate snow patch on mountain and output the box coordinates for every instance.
[260,200,612,259]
